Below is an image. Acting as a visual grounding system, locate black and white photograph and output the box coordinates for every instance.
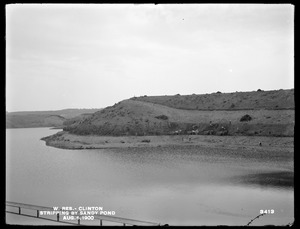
[5,4,294,226]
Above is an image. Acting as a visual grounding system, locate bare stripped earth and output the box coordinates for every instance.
[41,89,294,153]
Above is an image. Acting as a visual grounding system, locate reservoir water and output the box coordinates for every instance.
[6,128,294,226]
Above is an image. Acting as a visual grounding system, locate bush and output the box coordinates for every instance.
[141,139,150,143]
[155,115,169,120]
[240,114,252,122]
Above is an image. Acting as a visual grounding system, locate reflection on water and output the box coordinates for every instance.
[6,128,294,226]
[231,171,294,190]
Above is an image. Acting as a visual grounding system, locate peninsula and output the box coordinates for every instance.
[41,89,294,151]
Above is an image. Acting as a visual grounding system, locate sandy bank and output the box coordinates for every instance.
[41,131,294,153]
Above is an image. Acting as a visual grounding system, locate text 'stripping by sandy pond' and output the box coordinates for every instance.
[39,206,115,221]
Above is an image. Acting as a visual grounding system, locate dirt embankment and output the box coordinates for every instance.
[41,131,294,153]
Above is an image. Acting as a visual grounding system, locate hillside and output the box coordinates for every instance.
[131,89,294,110]
[63,89,294,137]
[6,108,102,128]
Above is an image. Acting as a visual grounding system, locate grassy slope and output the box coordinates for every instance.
[6,109,102,128]
[132,89,294,110]
[64,89,294,137]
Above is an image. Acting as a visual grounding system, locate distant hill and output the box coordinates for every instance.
[6,109,102,128]
[64,89,294,137]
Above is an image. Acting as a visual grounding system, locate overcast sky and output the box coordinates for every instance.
[6,4,294,112]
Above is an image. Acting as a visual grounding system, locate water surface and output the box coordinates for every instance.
[6,128,294,226]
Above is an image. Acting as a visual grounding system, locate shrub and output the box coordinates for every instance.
[141,139,150,143]
[240,114,252,122]
[155,115,169,120]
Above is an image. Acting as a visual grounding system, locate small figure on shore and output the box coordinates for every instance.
[259,142,262,146]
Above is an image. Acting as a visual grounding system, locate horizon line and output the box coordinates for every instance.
[6,87,294,113]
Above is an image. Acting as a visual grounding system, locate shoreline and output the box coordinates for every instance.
[41,131,294,153]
